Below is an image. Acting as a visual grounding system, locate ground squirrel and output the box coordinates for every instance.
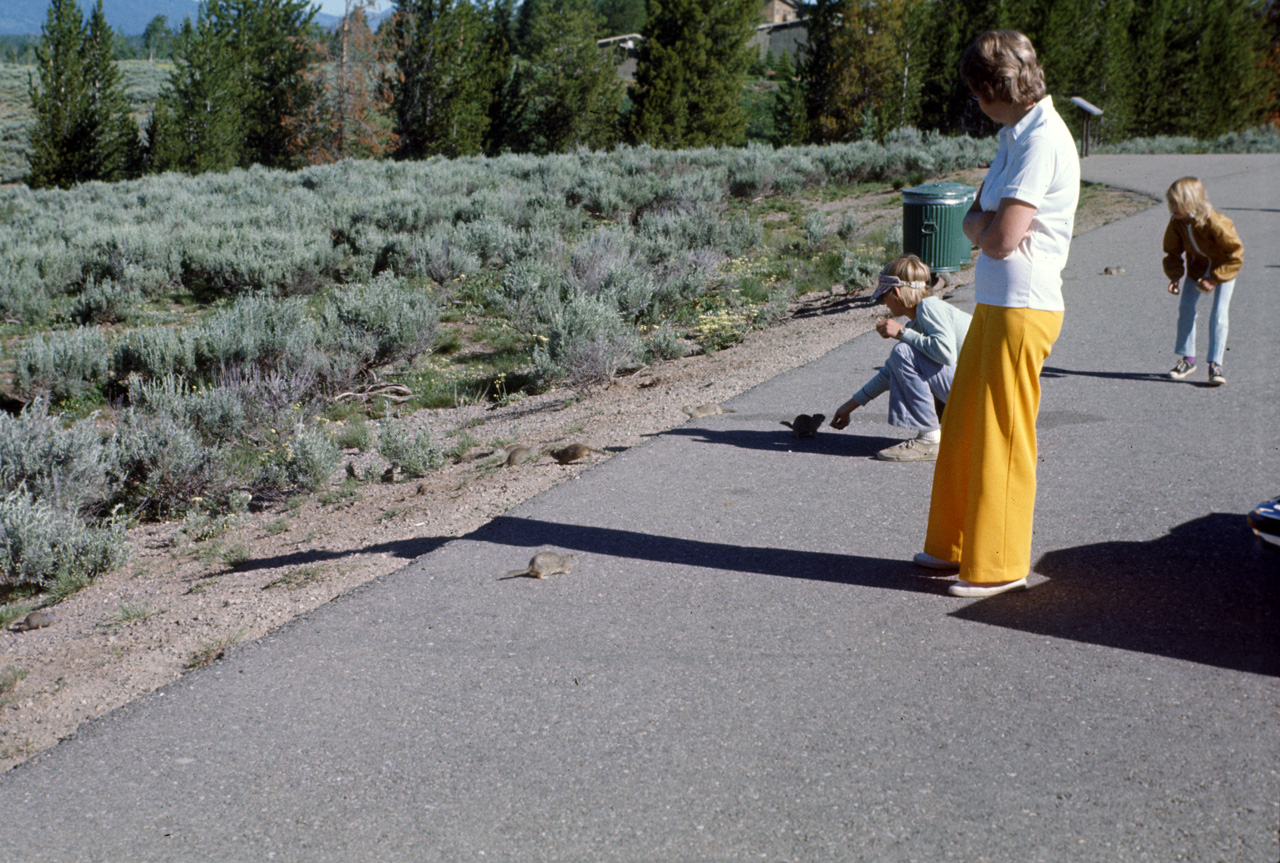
[682,404,735,418]
[503,445,532,466]
[1102,266,1126,275]
[782,413,825,438]
[9,610,54,632]
[549,443,605,464]
[502,551,577,579]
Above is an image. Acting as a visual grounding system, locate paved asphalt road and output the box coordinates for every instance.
[0,155,1276,862]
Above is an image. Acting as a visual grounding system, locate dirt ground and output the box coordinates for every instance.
[0,177,1154,772]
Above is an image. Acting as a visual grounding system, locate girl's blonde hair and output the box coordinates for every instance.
[959,30,1047,107]
[1166,176,1212,224]
[882,254,931,306]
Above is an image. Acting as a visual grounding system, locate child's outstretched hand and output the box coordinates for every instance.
[1167,280,1180,295]
[1196,278,1217,293]
[830,399,858,430]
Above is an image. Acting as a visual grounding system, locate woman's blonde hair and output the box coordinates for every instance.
[1166,176,1212,224]
[959,30,1047,107]
[882,254,931,306]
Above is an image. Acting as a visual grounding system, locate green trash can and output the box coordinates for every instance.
[901,181,977,273]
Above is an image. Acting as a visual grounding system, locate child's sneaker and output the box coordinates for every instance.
[875,438,940,461]
[1208,362,1226,386]
[1168,358,1196,379]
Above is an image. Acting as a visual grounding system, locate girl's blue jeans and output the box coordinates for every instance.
[1175,276,1235,366]
[885,340,954,431]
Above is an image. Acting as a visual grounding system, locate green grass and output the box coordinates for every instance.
[0,664,29,696]
[98,602,161,629]
[263,565,329,591]
[184,628,245,670]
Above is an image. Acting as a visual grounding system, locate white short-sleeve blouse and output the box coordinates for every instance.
[973,95,1080,311]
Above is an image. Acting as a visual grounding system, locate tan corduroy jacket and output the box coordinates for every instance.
[1162,210,1244,284]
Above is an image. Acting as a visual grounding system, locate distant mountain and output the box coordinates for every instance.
[0,0,342,36]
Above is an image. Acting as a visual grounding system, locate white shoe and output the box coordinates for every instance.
[913,551,960,570]
[948,577,1028,597]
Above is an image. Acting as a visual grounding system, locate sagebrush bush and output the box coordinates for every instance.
[377,419,444,477]
[288,425,340,492]
[333,419,373,451]
[14,327,111,404]
[112,324,196,382]
[320,274,439,377]
[0,400,113,515]
[804,212,831,249]
[0,488,128,592]
[68,277,141,325]
[839,253,883,292]
[533,294,640,387]
[1095,125,1280,155]
[110,408,227,519]
[190,293,319,376]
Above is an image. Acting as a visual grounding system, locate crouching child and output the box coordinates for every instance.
[829,254,972,461]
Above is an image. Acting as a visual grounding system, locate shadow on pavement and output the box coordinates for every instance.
[470,515,948,593]
[226,535,450,574]
[953,513,1280,677]
[662,425,901,458]
[1041,365,1172,383]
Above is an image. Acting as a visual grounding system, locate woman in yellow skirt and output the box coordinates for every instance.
[914,31,1079,597]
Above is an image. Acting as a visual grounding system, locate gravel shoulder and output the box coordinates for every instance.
[0,180,1154,772]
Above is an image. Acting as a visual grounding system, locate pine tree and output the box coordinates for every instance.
[149,0,317,174]
[595,0,645,37]
[802,0,922,142]
[770,50,808,146]
[1189,0,1272,137]
[82,0,138,181]
[235,0,319,168]
[508,0,624,153]
[482,0,516,155]
[287,0,398,163]
[913,0,1013,136]
[1267,0,1280,127]
[142,15,174,61]
[628,0,758,148]
[386,0,503,159]
[149,18,245,174]
[26,0,88,189]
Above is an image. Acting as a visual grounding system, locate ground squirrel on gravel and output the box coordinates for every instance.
[682,404,735,418]
[549,443,606,464]
[502,445,532,466]
[502,551,577,579]
[9,610,54,632]
[782,414,825,438]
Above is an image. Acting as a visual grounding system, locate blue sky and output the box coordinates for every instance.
[313,0,392,17]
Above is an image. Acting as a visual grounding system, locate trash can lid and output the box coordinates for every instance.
[902,181,977,203]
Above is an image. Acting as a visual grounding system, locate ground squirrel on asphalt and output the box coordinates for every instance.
[549,443,606,464]
[9,610,54,632]
[502,551,577,579]
[782,414,825,438]
[682,404,735,418]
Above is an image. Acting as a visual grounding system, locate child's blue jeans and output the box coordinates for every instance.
[885,340,954,431]
[1175,276,1235,366]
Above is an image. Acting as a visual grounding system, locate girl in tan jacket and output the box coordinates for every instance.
[1163,176,1244,386]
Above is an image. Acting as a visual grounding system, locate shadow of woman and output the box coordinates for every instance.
[950,513,1280,676]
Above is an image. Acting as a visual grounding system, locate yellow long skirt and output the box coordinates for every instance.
[924,304,1064,583]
